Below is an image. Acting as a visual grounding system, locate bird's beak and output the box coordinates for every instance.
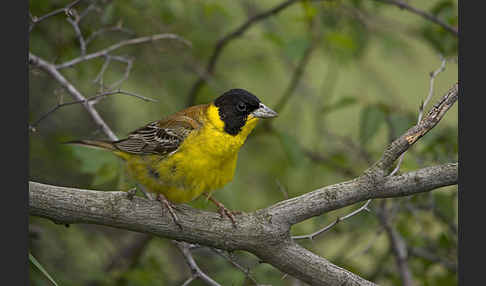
[251,103,278,119]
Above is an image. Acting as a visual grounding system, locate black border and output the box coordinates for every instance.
[6,0,28,284]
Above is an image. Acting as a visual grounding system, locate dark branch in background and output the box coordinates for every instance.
[105,234,153,272]
[373,0,458,36]
[186,0,301,106]
[85,234,154,286]
[272,26,318,113]
[408,246,457,272]
[209,248,260,286]
[174,241,222,286]
[377,201,414,286]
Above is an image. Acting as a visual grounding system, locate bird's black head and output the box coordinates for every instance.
[213,88,277,135]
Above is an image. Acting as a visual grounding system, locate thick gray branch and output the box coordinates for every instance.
[29,162,456,285]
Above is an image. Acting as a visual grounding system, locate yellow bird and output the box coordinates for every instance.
[68,89,278,227]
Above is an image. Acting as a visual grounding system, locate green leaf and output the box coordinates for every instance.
[360,105,386,145]
[277,131,306,167]
[29,253,59,286]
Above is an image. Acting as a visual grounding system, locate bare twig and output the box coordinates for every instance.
[390,58,448,176]
[29,88,156,130]
[29,52,118,140]
[108,56,134,89]
[174,241,222,286]
[86,23,135,46]
[186,0,301,106]
[373,0,458,36]
[371,82,458,175]
[67,13,87,56]
[292,199,372,240]
[419,57,448,122]
[55,33,192,70]
[29,0,84,32]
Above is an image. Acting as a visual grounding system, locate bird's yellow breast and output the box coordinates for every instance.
[123,104,259,203]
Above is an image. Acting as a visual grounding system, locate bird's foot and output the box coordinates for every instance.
[156,194,183,230]
[206,195,240,228]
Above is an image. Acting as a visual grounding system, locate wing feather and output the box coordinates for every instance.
[112,105,206,157]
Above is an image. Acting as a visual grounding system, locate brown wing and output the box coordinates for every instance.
[113,104,207,157]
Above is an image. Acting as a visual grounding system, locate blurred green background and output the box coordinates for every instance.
[29,0,458,285]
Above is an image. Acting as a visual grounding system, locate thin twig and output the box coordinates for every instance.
[29,0,84,32]
[29,52,118,140]
[292,199,372,240]
[109,57,134,89]
[86,24,135,46]
[55,33,192,70]
[389,57,448,176]
[174,241,222,286]
[29,88,157,130]
[373,0,458,36]
[66,13,87,56]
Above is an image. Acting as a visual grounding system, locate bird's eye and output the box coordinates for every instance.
[236,102,246,112]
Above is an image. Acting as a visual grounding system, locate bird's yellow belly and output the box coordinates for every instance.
[124,125,244,203]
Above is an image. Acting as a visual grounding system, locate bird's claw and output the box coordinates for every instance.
[157,194,183,230]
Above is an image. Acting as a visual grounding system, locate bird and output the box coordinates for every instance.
[67,88,278,228]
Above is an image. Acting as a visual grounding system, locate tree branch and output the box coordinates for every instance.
[373,0,458,37]
[29,52,119,140]
[29,161,456,285]
[55,33,192,70]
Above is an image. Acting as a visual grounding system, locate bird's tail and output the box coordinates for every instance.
[64,139,117,152]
